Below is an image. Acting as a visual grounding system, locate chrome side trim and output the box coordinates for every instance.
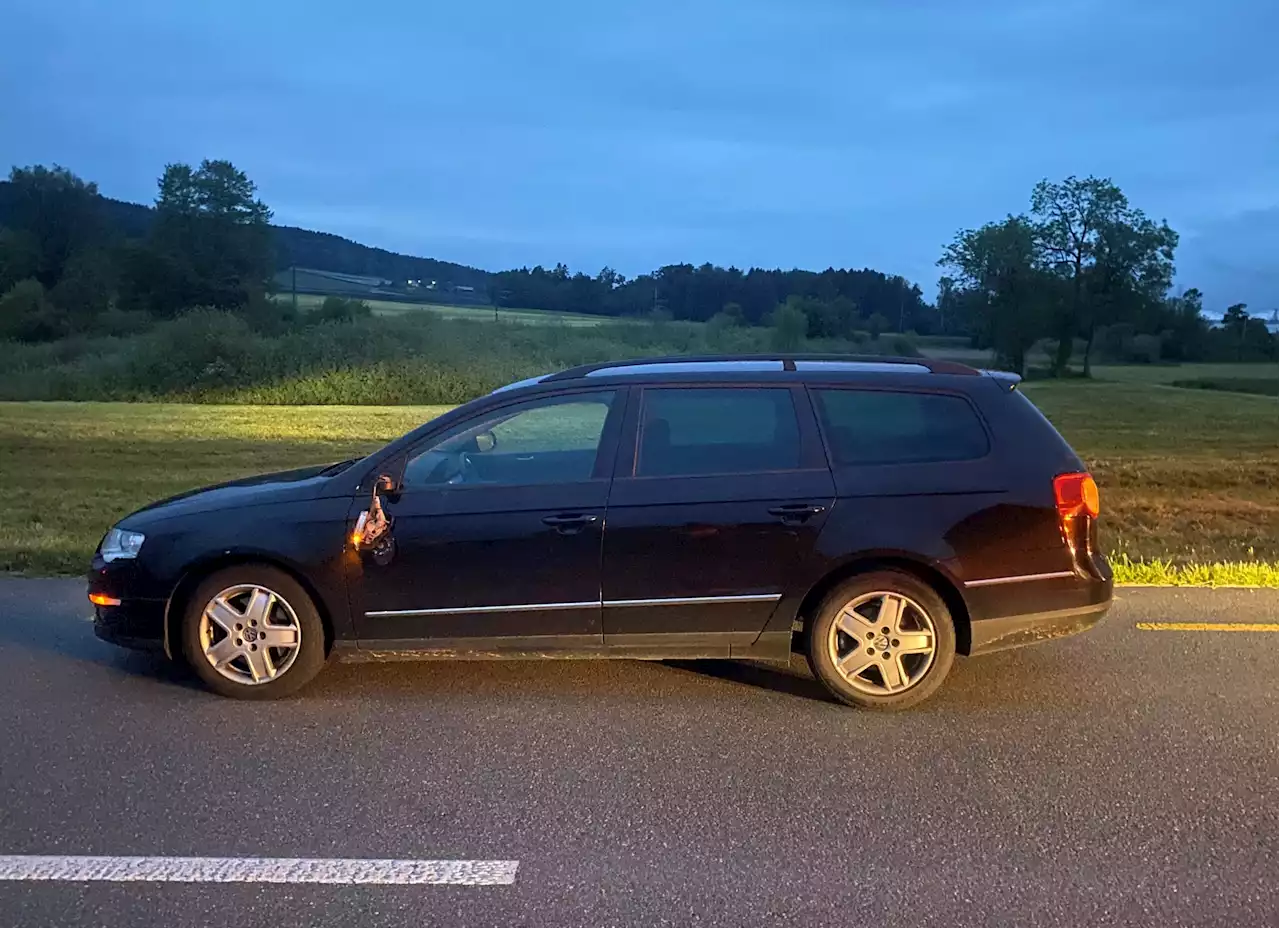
[365,601,598,618]
[964,570,1077,588]
[364,593,783,618]
[604,594,782,608]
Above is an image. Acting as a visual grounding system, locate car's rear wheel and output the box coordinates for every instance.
[181,565,327,699]
[806,570,956,710]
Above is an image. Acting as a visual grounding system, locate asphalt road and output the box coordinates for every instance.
[0,580,1275,927]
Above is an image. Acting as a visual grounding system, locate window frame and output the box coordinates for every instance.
[805,384,993,469]
[394,386,627,494]
[617,383,828,480]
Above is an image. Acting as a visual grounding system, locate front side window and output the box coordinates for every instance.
[636,387,802,477]
[402,391,616,488]
[812,389,989,466]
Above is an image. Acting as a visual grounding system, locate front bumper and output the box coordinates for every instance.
[88,558,165,653]
[93,601,165,652]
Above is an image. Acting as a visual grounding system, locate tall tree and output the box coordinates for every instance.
[132,159,273,314]
[1031,175,1176,375]
[940,215,1050,375]
[4,165,101,289]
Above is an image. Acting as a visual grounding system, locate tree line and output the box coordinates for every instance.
[938,176,1275,372]
[0,160,1273,370]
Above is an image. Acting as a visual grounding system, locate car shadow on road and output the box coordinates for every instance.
[661,658,838,704]
[0,610,204,693]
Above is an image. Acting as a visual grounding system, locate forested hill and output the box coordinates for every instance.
[0,182,492,289]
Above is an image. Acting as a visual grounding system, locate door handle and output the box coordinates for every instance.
[542,513,600,533]
[768,504,827,523]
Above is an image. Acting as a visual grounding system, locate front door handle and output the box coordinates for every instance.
[542,513,600,534]
[768,504,827,524]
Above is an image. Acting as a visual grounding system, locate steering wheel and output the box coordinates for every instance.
[446,451,477,485]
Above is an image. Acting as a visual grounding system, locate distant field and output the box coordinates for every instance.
[1092,362,1279,384]
[276,293,613,327]
[2,372,1274,575]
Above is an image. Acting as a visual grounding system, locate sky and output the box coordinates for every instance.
[2,0,1277,313]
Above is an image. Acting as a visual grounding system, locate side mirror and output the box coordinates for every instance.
[474,431,497,453]
[353,474,396,552]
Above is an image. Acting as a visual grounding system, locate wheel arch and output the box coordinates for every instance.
[792,555,972,656]
[163,553,337,660]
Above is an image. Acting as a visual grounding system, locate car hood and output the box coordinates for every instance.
[118,461,355,528]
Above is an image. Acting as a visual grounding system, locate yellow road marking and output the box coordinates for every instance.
[1136,622,1279,632]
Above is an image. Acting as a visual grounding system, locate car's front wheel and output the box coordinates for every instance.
[806,570,956,710]
[181,565,327,699]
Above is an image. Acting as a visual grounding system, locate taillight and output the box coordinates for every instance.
[1054,472,1100,519]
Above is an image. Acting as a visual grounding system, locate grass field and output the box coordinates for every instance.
[0,375,1274,578]
[1091,362,1278,384]
[278,293,613,327]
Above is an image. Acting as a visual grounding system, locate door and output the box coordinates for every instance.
[601,384,836,648]
[353,388,624,646]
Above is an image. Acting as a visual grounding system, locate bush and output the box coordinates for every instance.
[770,302,807,351]
[0,308,902,404]
[127,309,259,393]
[91,308,153,338]
[0,279,69,342]
[866,312,888,340]
[1127,333,1163,365]
[308,296,372,325]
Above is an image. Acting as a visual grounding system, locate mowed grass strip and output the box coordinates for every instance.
[279,293,613,327]
[0,375,1275,577]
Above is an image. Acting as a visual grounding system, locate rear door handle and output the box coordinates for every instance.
[768,504,827,523]
[542,513,600,534]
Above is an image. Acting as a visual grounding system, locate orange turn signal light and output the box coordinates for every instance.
[89,592,121,607]
[1053,472,1100,519]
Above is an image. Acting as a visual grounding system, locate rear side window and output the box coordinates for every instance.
[637,387,801,477]
[812,389,989,466]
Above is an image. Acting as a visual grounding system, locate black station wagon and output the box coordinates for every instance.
[90,354,1112,709]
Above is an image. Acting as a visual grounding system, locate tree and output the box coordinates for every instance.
[866,312,888,340]
[1079,214,1177,375]
[1158,288,1210,361]
[48,247,116,327]
[3,165,101,289]
[770,300,807,350]
[128,159,273,315]
[0,278,68,342]
[940,215,1049,376]
[1031,175,1177,376]
[1222,303,1251,361]
[0,227,39,292]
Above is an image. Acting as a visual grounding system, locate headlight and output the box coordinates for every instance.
[100,528,146,562]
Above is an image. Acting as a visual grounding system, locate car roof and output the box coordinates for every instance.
[490,354,1016,395]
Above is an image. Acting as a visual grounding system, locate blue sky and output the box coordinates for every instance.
[2,0,1276,312]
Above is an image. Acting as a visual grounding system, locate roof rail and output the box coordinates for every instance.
[541,353,979,382]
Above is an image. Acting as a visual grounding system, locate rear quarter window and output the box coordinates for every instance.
[812,388,989,466]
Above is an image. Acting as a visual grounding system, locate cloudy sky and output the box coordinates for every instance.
[3,0,1276,311]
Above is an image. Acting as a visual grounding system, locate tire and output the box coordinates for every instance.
[181,565,327,699]
[806,570,956,711]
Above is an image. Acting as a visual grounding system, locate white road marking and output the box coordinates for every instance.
[0,855,518,886]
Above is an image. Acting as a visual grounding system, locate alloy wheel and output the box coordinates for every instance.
[197,584,302,685]
[826,591,937,695]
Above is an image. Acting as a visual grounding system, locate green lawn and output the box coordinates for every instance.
[278,293,613,327]
[1,375,1275,576]
[1091,362,1279,384]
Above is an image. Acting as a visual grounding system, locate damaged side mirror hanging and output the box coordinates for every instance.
[352,473,397,564]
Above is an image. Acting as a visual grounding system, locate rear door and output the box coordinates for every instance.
[600,384,835,650]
